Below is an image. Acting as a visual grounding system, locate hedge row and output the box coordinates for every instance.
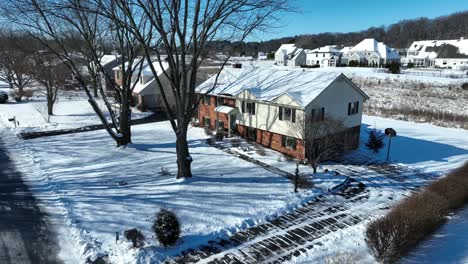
[365,162,468,264]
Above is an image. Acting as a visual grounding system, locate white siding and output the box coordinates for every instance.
[235,90,305,138]
[305,76,365,129]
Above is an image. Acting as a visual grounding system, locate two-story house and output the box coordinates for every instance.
[343,38,400,67]
[197,67,369,159]
[406,38,468,69]
[305,46,343,67]
[113,58,175,111]
[275,44,306,66]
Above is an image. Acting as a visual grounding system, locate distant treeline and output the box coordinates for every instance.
[207,11,468,55]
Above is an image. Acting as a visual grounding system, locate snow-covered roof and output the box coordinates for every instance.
[310,45,342,54]
[214,105,237,114]
[350,38,399,59]
[276,44,297,56]
[197,67,356,107]
[113,58,169,77]
[407,38,468,59]
[340,46,353,54]
[100,55,120,66]
[290,48,304,60]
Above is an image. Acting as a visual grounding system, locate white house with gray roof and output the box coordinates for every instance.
[197,67,369,159]
[406,37,468,69]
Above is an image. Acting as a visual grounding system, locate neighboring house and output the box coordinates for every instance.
[275,44,306,66]
[406,37,468,69]
[305,45,343,67]
[257,52,268,60]
[343,38,400,66]
[196,67,369,159]
[113,59,175,111]
[99,55,122,92]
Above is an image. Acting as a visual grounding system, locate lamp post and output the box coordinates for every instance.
[384,128,397,161]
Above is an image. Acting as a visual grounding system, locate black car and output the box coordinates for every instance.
[0,90,8,104]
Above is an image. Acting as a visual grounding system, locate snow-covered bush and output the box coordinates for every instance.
[123,228,145,248]
[365,129,385,153]
[462,82,468,90]
[153,208,181,247]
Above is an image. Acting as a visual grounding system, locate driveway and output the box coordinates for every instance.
[0,138,63,264]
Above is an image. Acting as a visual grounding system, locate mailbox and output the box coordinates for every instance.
[385,128,396,137]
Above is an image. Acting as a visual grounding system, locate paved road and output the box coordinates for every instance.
[0,138,63,264]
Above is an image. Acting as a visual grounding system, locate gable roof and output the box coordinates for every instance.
[351,38,399,59]
[276,44,297,56]
[197,67,364,107]
[310,45,342,54]
[408,38,468,59]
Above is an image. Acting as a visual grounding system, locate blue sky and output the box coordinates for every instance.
[254,0,468,40]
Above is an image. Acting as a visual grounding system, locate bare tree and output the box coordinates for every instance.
[2,0,146,146]
[29,51,69,115]
[292,116,346,174]
[94,0,289,178]
[0,29,34,101]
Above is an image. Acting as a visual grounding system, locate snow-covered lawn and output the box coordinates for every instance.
[1,90,467,264]
[0,94,150,133]
[291,115,468,263]
[2,121,337,263]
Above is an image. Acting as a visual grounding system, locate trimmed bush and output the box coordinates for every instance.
[366,162,468,263]
[153,208,181,247]
[0,91,8,104]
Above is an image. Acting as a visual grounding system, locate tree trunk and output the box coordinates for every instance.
[176,126,192,179]
[93,77,99,98]
[117,92,132,147]
[312,164,317,174]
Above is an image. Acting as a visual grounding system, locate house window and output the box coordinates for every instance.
[242,101,255,115]
[116,71,120,79]
[281,136,297,150]
[348,101,359,115]
[323,54,325,58]
[215,97,224,107]
[203,95,211,105]
[278,106,296,123]
[310,107,325,122]
[203,117,211,127]
[247,127,257,141]
[316,54,318,57]
[140,76,143,84]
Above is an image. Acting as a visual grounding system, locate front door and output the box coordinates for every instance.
[230,114,236,134]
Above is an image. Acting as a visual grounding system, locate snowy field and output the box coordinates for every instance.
[0,93,151,133]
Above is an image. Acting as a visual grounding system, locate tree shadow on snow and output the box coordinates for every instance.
[359,123,468,165]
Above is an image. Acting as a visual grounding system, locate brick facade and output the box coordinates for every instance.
[198,94,361,160]
[198,95,236,131]
[236,124,306,160]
